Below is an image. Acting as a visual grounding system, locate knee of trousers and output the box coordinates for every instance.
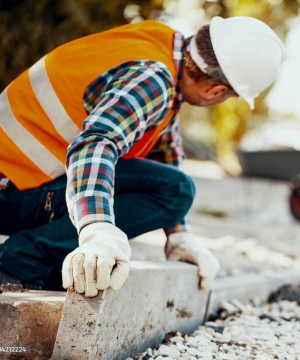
[162,171,196,222]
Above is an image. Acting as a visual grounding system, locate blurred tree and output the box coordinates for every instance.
[0,0,164,90]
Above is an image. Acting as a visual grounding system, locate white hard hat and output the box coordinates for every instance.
[210,16,285,109]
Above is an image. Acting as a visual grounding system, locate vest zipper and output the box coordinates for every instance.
[44,191,54,211]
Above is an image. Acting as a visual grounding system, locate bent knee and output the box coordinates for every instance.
[176,171,196,210]
[163,170,196,218]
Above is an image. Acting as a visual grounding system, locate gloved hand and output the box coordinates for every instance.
[62,222,131,297]
[165,232,220,290]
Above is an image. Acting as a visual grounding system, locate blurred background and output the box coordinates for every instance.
[1,0,300,177]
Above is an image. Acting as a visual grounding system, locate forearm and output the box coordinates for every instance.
[66,137,117,233]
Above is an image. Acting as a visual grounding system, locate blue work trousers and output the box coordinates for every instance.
[0,158,195,289]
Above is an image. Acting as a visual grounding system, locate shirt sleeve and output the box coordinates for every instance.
[146,114,192,235]
[66,62,175,233]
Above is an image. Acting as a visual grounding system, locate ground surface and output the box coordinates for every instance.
[132,294,300,360]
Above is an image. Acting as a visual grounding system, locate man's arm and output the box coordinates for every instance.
[63,62,175,296]
[66,62,175,233]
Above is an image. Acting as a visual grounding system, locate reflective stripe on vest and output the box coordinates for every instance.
[29,56,80,143]
[0,20,177,190]
[0,87,66,187]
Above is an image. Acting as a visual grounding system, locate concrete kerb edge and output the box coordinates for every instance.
[52,261,209,360]
[51,262,299,360]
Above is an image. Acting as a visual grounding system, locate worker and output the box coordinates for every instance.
[0,16,284,296]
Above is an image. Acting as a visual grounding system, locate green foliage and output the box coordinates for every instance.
[0,0,164,90]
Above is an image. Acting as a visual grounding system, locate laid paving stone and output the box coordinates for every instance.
[0,290,65,360]
[52,261,209,360]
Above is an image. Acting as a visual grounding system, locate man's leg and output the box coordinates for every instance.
[0,176,78,289]
[114,158,195,239]
[0,159,195,289]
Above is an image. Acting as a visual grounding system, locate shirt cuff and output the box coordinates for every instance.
[164,215,191,236]
[69,195,115,233]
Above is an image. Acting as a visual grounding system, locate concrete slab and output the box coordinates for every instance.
[0,290,65,360]
[52,262,300,360]
[52,261,209,360]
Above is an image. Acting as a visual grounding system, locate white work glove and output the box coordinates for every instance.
[62,222,131,297]
[165,232,220,290]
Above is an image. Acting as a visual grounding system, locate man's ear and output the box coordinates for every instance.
[205,84,229,100]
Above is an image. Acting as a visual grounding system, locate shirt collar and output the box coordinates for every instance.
[172,31,184,111]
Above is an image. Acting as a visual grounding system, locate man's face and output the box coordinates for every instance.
[182,67,237,107]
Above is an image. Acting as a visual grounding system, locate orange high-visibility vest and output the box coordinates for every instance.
[0,20,177,190]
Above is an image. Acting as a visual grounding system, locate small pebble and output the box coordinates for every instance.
[158,345,180,358]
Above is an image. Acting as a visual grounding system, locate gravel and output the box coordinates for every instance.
[127,284,300,360]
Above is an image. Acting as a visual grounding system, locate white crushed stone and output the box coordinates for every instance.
[130,299,300,360]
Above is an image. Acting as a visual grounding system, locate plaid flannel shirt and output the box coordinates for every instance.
[1,32,191,235]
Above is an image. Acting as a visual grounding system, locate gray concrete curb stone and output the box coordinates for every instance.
[52,262,300,360]
[52,261,209,360]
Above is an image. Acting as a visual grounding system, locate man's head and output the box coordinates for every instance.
[182,16,285,109]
